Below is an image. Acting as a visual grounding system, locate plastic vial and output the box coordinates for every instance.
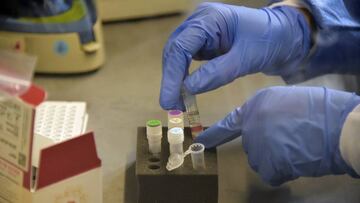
[166,143,206,171]
[168,117,184,129]
[181,86,203,139]
[168,110,184,120]
[189,143,206,170]
[166,153,184,171]
[167,127,184,155]
[146,120,162,154]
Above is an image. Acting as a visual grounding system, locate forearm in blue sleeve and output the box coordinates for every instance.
[268,0,360,83]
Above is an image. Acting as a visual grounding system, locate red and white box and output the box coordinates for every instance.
[0,85,102,203]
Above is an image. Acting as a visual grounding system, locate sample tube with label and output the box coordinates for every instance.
[181,86,203,139]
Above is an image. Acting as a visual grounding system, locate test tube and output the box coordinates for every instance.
[167,127,184,155]
[189,143,206,170]
[168,117,184,129]
[168,110,184,120]
[146,120,162,154]
[181,86,203,139]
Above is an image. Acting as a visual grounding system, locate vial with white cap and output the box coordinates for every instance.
[146,119,162,154]
[167,127,184,155]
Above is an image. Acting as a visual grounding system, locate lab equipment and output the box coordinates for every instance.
[146,120,163,154]
[32,101,88,167]
[195,86,360,186]
[0,0,104,74]
[168,110,184,120]
[34,101,88,143]
[189,143,206,170]
[167,127,184,154]
[160,3,310,109]
[168,117,184,129]
[181,86,203,139]
[137,127,218,203]
[166,153,184,171]
[166,143,206,171]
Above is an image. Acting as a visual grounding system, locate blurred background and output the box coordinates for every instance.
[1,0,359,202]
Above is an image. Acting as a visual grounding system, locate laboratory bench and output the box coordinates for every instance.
[33,0,360,202]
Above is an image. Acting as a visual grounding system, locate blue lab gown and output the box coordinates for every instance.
[270,0,360,83]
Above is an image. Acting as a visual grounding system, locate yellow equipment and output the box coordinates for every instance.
[0,0,105,74]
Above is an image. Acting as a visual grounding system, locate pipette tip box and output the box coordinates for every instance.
[136,127,218,203]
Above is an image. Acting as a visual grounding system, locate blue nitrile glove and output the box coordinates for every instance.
[160,3,311,110]
[195,86,360,186]
[20,0,71,16]
[46,0,71,14]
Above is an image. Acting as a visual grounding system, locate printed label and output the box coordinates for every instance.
[0,159,23,203]
[0,97,33,171]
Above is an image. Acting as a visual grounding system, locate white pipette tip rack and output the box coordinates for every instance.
[34,101,88,143]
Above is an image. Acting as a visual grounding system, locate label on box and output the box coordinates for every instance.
[0,97,33,171]
[0,158,23,203]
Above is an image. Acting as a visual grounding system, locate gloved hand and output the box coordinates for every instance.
[195,86,360,186]
[160,3,311,110]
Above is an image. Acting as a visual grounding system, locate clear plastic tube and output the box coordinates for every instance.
[166,143,206,171]
[168,110,183,120]
[0,50,36,96]
[189,143,206,170]
[181,86,203,139]
[167,127,184,155]
[148,138,162,154]
[168,117,184,129]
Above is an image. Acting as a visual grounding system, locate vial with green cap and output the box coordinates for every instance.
[146,119,162,154]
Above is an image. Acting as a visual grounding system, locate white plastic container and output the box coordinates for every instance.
[146,120,162,154]
[167,127,184,155]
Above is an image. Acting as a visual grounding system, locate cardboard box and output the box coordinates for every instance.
[0,85,102,203]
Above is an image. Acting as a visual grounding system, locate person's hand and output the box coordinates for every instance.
[160,3,311,110]
[195,86,360,186]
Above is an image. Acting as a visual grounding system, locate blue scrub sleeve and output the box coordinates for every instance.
[269,0,360,83]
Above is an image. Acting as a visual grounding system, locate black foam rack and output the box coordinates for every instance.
[136,127,218,203]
